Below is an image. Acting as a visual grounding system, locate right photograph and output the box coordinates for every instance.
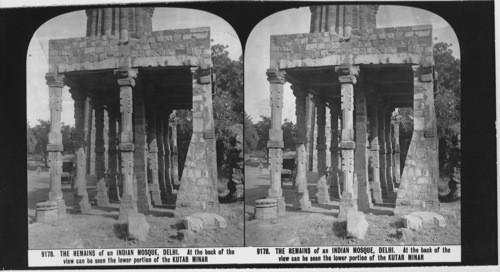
[244,4,460,247]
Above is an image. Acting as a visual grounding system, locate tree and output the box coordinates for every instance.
[31,119,75,166]
[254,115,296,154]
[244,112,259,153]
[27,121,37,154]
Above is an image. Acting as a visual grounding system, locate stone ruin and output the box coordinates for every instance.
[258,5,440,230]
[39,7,220,236]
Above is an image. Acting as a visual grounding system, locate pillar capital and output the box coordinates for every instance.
[191,66,212,84]
[69,89,86,101]
[266,68,286,84]
[336,65,359,84]
[114,66,137,86]
[45,73,65,88]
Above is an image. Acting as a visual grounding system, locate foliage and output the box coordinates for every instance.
[27,121,37,154]
[29,119,75,166]
[398,42,460,179]
[244,112,259,153]
[252,115,297,155]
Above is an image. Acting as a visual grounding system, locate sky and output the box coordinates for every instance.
[244,5,460,123]
[26,7,242,126]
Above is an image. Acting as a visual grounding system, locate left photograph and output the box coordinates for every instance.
[27,6,244,249]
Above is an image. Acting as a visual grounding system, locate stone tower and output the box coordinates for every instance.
[85,7,154,40]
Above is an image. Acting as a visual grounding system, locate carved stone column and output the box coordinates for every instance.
[175,67,219,217]
[133,93,152,212]
[70,90,91,213]
[170,112,180,186]
[392,111,401,186]
[45,73,67,218]
[265,68,286,216]
[163,110,173,196]
[314,96,330,204]
[107,105,120,201]
[385,107,394,192]
[337,66,358,219]
[156,111,167,200]
[377,99,388,198]
[395,66,439,215]
[329,98,341,199]
[305,94,316,171]
[93,100,109,206]
[354,87,372,211]
[147,108,162,205]
[291,85,311,210]
[84,98,92,175]
[368,99,383,203]
[115,67,138,222]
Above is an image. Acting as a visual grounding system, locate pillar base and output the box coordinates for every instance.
[370,182,384,204]
[49,193,67,218]
[150,184,163,205]
[269,196,286,216]
[293,191,311,210]
[338,193,357,221]
[73,192,91,213]
[118,194,138,223]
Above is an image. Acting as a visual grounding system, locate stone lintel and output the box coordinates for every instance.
[47,144,64,152]
[340,140,356,149]
[119,143,135,151]
[267,141,284,148]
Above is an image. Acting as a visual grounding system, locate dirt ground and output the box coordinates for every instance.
[245,165,460,247]
[28,170,244,249]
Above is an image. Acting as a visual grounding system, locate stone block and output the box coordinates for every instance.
[396,228,413,241]
[180,229,196,243]
[411,211,447,228]
[182,213,227,232]
[255,198,278,220]
[346,210,369,240]
[402,214,423,231]
[36,201,58,223]
[127,212,150,242]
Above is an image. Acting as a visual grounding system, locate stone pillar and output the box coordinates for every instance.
[392,111,401,186]
[314,97,330,204]
[265,68,286,216]
[337,66,358,219]
[291,85,311,210]
[84,98,92,175]
[163,111,174,196]
[305,95,316,171]
[70,90,91,213]
[377,99,388,198]
[156,111,167,200]
[354,87,372,211]
[107,105,120,201]
[175,67,219,216]
[368,99,383,204]
[133,93,152,212]
[170,113,180,186]
[385,107,394,192]
[395,66,439,215]
[45,73,66,217]
[115,67,138,222]
[119,7,129,41]
[93,100,109,206]
[103,8,112,36]
[147,108,162,205]
[329,98,341,199]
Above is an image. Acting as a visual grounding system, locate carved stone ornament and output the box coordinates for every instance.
[45,73,65,88]
[266,68,286,84]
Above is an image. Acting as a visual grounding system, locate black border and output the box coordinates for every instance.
[0,0,496,269]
